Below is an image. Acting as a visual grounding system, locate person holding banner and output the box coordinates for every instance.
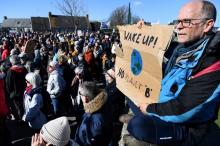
[121,1,220,146]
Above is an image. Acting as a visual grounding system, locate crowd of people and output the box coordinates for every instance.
[0,0,220,146]
[0,26,126,146]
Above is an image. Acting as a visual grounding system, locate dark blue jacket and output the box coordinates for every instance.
[75,91,113,146]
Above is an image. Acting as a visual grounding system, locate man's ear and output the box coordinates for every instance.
[204,19,215,33]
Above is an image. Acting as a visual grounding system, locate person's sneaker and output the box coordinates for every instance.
[123,134,152,146]
[119,114,134,123]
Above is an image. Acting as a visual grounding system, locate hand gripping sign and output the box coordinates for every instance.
[116,24,174,105]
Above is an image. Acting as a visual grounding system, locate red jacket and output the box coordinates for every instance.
[84,51,94,65]
[1,49,9,60]
[0,79,9,118]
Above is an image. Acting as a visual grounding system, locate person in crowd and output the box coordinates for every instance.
[47,61,66,116]
[0,64,11,146]
[70,66,93,120]
[10,46,20,56]
[102,52,114,71]
[75,81,113,146]
[101,35,111,57]
[105,68,125,146]
[33,43,41,68]
[31,116,79,146]
[84,44,95,76]
[120,1,220,146]
[58,55,74,115]
[6,55,28,121]
[19,52,28,66]
[1,39,10,61]
[22,72,47,130]
[40,44,49,69]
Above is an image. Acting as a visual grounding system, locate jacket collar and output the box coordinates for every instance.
[83,90,108,114]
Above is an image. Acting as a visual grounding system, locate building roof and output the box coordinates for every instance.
[2,18,31,28]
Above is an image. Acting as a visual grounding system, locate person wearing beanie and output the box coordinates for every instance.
[31,116,80,146]
[47,61,66,115]
[70,66,93,119]
[6,55,28,121]
[75,81,113,146]
[1,40,9,61]
[22,72,47,130]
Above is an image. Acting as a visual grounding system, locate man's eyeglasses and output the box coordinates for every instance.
[173,18,211,27]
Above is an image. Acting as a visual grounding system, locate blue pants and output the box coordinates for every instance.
[126,98,188,145]
[51,98,59,115]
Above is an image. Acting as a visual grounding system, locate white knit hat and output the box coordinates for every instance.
[25,72,42,88]
[40,116,71,146]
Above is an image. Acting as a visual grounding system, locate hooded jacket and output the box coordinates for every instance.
[47,70,66,97]
[75,90,113,146]
[23,87,47,129]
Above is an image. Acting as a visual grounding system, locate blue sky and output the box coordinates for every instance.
[0,0,219,27]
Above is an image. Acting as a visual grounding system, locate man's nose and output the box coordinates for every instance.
[175,22,184,29]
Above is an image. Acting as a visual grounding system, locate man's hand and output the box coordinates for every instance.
[137,19,145,29]
[138,103,150,114]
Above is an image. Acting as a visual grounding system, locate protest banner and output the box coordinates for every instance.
[116,24,174,105]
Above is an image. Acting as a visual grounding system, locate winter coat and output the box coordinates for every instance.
[0,73,9,118]
[105,81,125,122]
[47,70,66,98]
[6,65,28,99]
[1,49,9,60]
[22,87,47,129]
[147,36,220,124]
[75,90,113,146]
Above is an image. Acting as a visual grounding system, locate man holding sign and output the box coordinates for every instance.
[121,1,220,146]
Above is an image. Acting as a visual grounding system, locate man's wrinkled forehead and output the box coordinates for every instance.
[178,1,203,19]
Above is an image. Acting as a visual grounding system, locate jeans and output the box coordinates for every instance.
[51,98,59,115]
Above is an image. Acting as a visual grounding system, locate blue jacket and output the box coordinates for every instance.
[75,91,113,146]
[22,87,47,129]
[147,37,220,124]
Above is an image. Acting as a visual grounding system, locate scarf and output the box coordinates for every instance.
[164,37,208,76]
[25,85,33,95]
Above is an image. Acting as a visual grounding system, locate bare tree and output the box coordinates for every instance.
[109,5,140,27]
[109,6,128,27]
[56,0,86,16]
[132,15,141,24]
